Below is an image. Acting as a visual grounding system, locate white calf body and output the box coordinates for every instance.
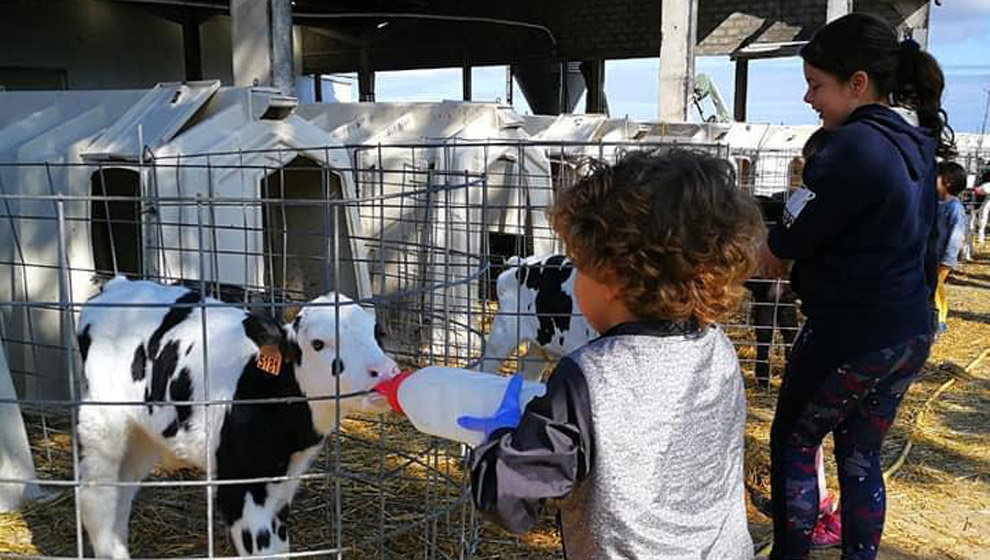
[76,277,396,558]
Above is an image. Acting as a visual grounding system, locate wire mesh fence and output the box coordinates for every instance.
[0,139,802,559]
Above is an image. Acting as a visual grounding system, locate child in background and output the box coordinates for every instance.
[934,161,968,334]
[457,150,765,558]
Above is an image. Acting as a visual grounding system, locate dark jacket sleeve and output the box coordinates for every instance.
[468,357,593,534]
[768,130,880,259]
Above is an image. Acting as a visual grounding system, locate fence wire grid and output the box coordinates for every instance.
[1,140,801,559]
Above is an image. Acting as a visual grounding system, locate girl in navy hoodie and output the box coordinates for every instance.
[759,13,955,560]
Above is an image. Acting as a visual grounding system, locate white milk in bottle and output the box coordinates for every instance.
[373,366,547,447]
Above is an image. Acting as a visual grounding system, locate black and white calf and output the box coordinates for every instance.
[478,255,596,381]
[76,277,397,558]
[749,194,800,387]
[745,278,799,387]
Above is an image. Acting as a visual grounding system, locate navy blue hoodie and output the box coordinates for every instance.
[768,104,936,358]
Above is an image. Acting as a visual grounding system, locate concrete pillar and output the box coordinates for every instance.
[659,0,699,122]
[733,58,748,122]
[827,0,853,23]
[581,60,607,115]
[463,63,472,101]
[270,0,293,95]
[230,0,294,94]
[182,17,203,81]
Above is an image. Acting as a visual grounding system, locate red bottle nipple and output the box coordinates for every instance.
[373,369,415,414]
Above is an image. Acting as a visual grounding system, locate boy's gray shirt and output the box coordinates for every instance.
[468,321,753,559]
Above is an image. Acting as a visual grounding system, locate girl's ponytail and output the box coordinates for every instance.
[894,38,956,158]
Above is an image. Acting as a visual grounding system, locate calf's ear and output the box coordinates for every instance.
[242,313,285,348]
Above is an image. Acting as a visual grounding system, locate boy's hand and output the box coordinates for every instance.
[758,242,790,279]
[457,375,523,440]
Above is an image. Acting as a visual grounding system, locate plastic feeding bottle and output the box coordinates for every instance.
[373,367,547,447]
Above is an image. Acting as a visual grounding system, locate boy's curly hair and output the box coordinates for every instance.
[549,150,766,325]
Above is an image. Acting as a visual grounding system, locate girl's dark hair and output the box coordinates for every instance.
[800,13,955,158]
[936,160,967,196]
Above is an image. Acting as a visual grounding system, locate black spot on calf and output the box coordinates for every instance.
[162,421,179,438]
[131,344,146,382]
[255,529,270,550]
[169,367,193,426]
[146,340,180,412]
[77,324,92,363]
[241,529,254,554]
[148,290,199,358]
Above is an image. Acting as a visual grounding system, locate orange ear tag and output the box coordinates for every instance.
[257,345,283,376]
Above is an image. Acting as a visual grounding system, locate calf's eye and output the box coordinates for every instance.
[311,340,324,352]
[331,358,345,376]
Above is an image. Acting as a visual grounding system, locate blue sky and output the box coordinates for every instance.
[373,2,990,133]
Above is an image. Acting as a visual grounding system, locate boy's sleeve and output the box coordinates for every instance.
[467,357,593,534]
[768,135,877,260]
[942,202,967,267]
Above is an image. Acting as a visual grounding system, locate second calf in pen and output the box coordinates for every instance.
[478,255,596,380]
[76,277,398,558]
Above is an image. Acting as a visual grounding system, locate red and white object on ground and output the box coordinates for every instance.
[374,366,547,447]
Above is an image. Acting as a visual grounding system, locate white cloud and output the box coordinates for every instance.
[930,0,990,45]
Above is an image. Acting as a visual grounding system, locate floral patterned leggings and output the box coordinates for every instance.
[769,327,932,559]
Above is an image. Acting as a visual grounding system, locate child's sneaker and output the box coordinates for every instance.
[811,511,842,549]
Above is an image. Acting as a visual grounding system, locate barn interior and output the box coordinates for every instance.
[2,1,989,560]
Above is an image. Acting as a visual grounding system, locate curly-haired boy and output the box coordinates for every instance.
[458,150,765,558]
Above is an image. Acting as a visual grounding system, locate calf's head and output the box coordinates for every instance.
[290,293,398,416]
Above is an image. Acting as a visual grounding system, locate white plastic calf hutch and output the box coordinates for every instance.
[0,83,370,402]
[0,85,488,559]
